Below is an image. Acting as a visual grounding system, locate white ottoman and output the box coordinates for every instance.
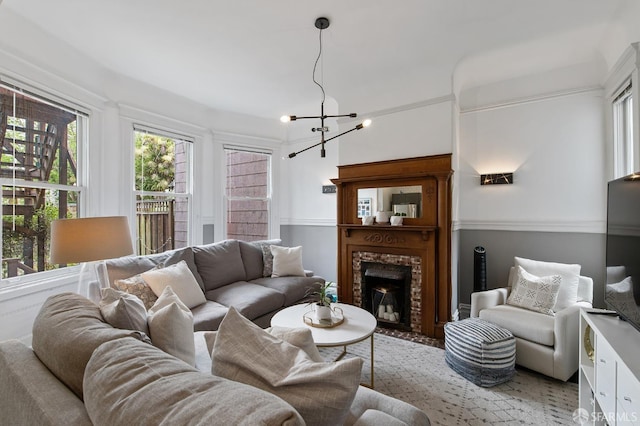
[444,318,516,387]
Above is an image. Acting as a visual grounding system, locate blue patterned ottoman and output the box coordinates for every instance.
[444,318,515,387]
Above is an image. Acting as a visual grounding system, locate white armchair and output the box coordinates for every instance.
[470,267,593,381]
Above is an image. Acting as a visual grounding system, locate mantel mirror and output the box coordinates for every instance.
[357,185,422,219]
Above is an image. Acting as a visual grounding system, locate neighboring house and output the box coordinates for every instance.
[0,1,639,342]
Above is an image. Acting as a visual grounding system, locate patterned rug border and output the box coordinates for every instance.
[375,327,445,349]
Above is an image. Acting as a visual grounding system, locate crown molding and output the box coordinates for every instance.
[459,86,603,115]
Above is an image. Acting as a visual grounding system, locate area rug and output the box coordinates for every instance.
[318,333,578,425]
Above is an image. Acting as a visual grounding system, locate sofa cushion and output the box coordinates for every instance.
[478,304,555,346]
[102,246,205,291]
[514,257,580,312]
[193,240,247,291]
[271,245,305,277]
[191,300,229,331]
[31,292,150,400]
[250,276,321,306]
[206,281,285,319]
[148,287,195,365]
[142,260,206,309]
[99,287,149,335]
[212,307,362,426]
[83,338,304,426]
[112,264,160,309]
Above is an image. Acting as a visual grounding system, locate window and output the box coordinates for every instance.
[225,147,271,241]
[0,83,86,279]
[134,126,192,255]
[613,82,634,178]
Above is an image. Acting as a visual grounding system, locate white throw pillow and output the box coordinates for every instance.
[212,307,362,426]
[514,257,580,312]
[148,286,195,366]
[99,287,149,335]
[507,266,561,316]
[270,245,305,277]
[142,260,206,309]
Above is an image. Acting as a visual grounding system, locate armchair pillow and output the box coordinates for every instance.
[514,257,580,312]
[506,266,561,316]
[212,307,362,426]
[271,245,305,277]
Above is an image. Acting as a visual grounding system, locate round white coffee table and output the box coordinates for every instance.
[271,303,377,388]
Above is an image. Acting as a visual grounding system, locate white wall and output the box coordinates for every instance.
[458,87,606,233]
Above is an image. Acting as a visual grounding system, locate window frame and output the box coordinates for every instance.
[613,81,634,178]
[132,124,194,255]
[0,80,88,285]
[223,145,273,241]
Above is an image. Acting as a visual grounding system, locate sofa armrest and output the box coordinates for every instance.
[304,270,314,277]
[553,301,592,381]
[344,385,430,426]
[470,288,509,318]
[0,340,92,426]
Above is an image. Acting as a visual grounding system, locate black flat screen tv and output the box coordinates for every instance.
[605,173,640,331]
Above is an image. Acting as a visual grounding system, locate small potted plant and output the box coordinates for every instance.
[307,281,334,321]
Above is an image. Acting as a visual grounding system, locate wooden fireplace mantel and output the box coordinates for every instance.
[331,155,452,338]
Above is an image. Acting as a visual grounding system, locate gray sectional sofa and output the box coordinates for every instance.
[96,239,324,330]
[0,292,430,425]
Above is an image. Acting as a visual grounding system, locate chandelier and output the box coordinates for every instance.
[281,17,371,158]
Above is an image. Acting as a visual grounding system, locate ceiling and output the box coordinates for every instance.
[1,0,634,119]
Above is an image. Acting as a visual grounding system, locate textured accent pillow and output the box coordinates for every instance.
[514,257,580,312]
[99,287,149,335]
[212,307,362,426]
[142,260,206,309]
[270,245,305,278]
[261,243,275,277]
[507,266,561,316]
[112,264,162,310]
[148,286,195,366]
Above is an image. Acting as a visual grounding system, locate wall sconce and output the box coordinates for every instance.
[480,173,513,185]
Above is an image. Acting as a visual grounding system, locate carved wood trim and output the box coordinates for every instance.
[332,155,453,338]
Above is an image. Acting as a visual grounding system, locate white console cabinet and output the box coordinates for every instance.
[579,310,640,425]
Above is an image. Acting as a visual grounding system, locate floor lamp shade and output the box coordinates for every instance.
[50,216,134,264]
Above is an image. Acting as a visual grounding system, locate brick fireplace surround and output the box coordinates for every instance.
[331,155,452,338]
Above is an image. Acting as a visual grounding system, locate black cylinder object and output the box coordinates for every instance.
[474,246,487,292]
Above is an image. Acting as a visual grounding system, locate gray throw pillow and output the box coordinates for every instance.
[99,287,149,335]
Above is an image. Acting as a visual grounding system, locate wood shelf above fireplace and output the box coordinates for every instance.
[331,155,452,338]
[338,224,437,241]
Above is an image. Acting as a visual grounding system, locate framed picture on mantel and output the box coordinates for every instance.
[357,198,372,218]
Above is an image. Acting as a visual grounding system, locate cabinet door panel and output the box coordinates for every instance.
[618,361,640,425]
[596,338,617,416]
